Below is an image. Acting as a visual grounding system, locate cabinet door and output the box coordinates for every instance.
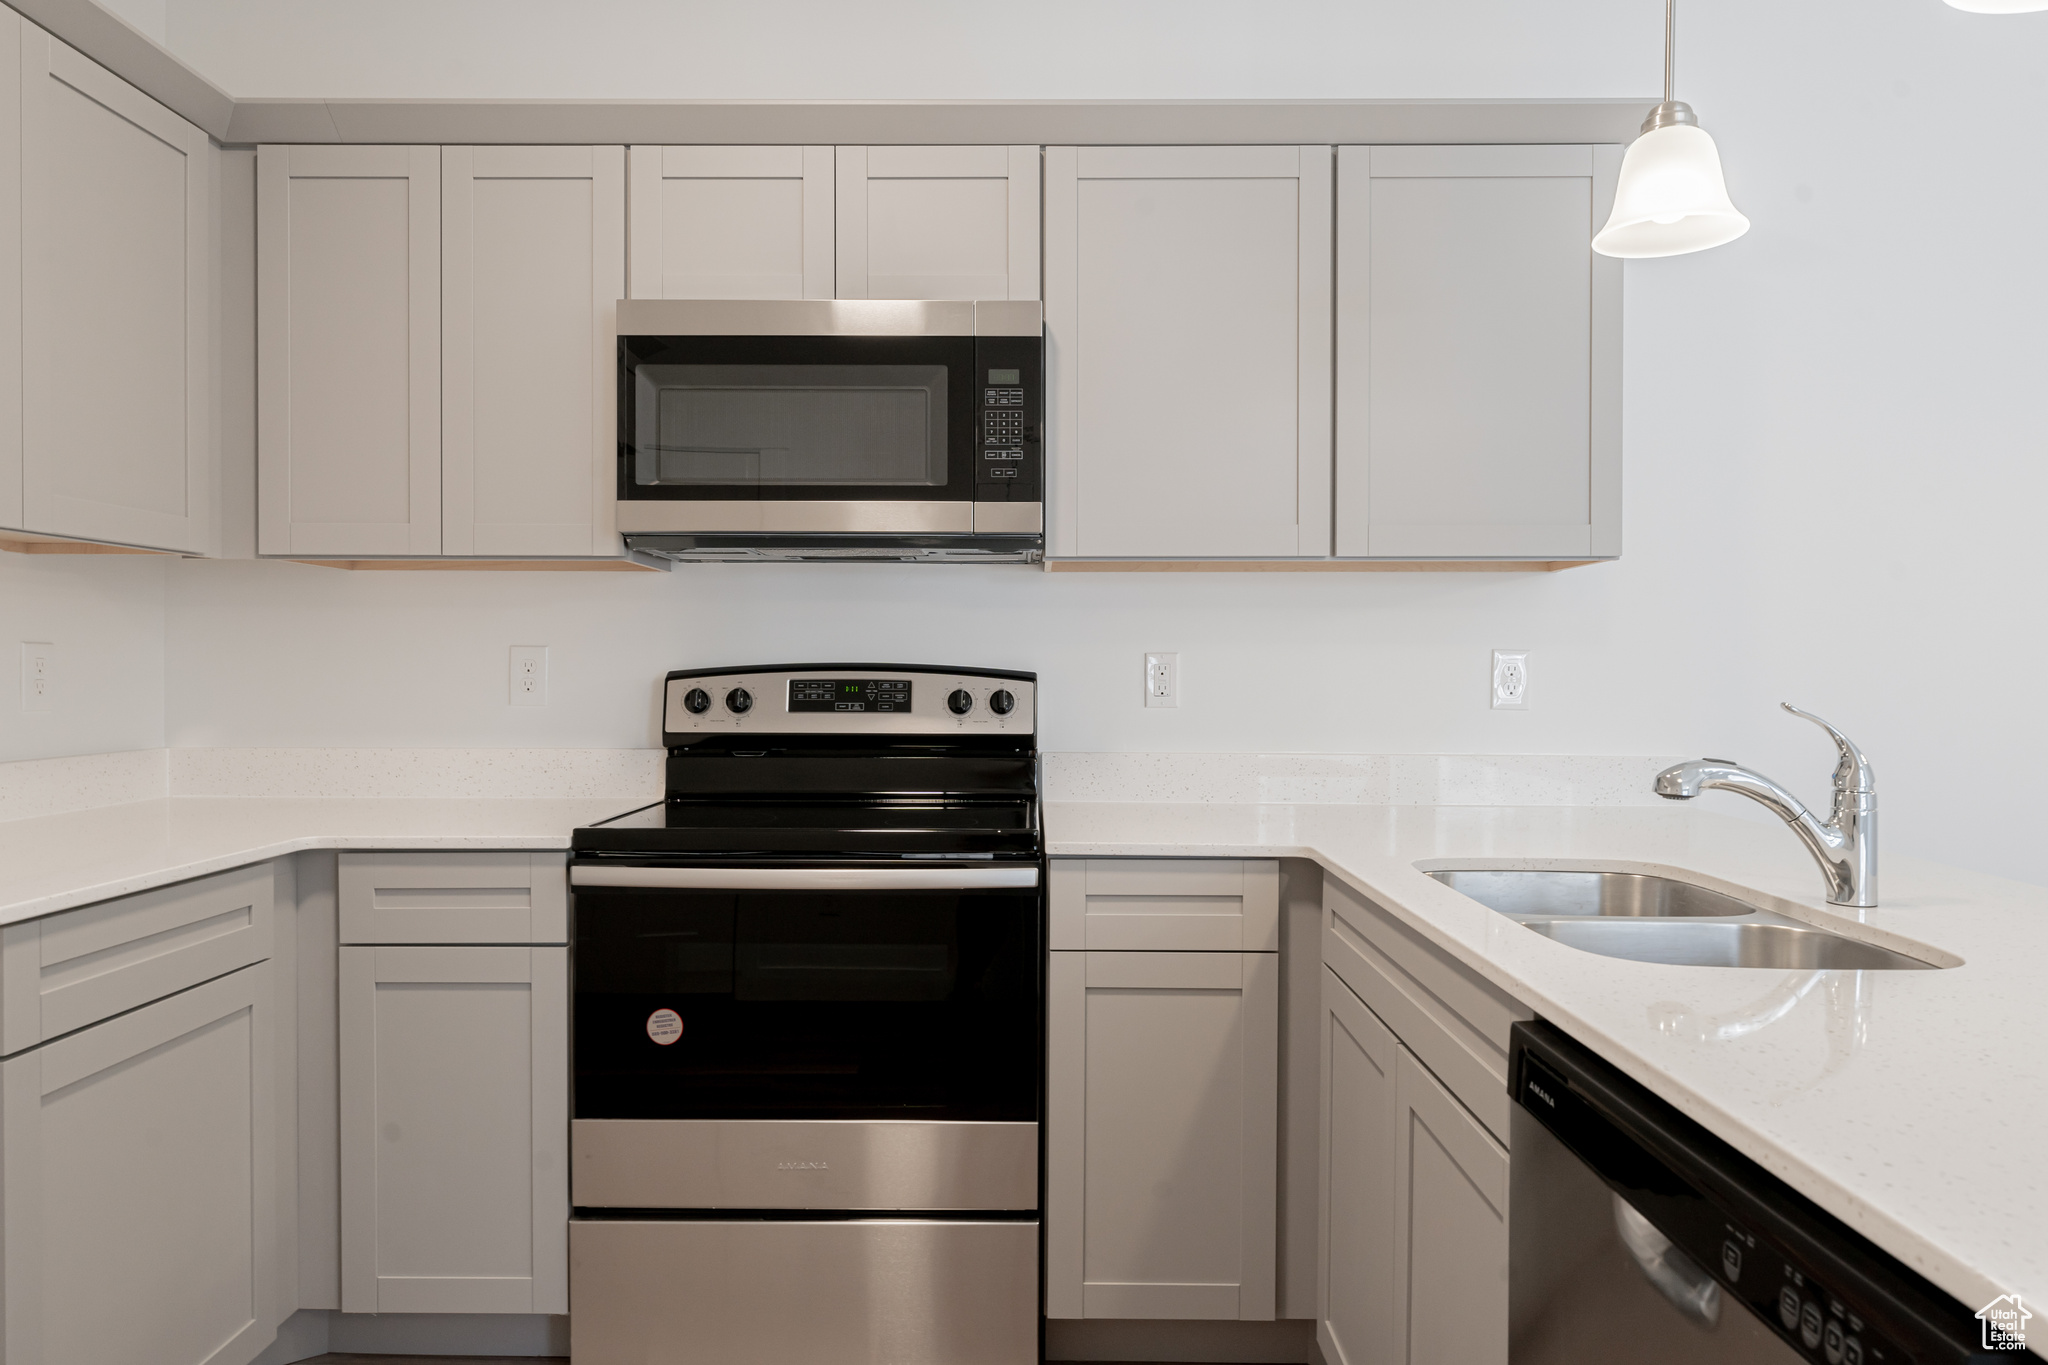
[442,145,625,556]
[835,145,1039,300]
[1336,145,1621,559]
[1394,1044,1509,1365]
[257,144,441,556]
[1047,949,1278,1321]
[1318,967,1397,1365]
[20,26,212,553]
[339,945,567,1314]
[1044,145,1331,559]
[0,13,19,531]
[1,964,276,1365]
[626,145,832,300]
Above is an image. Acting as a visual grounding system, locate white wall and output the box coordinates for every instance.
[161,0,1660,101]
[0,552,166,762]
[139,0,2048,888]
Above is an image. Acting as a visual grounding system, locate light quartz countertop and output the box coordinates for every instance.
[0,796,641,923]
[1043,800,2047,1338]
[0,789,2037,1341]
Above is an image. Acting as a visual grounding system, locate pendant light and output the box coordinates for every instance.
[1944,0,2048,11]
[1593,0,1750,258]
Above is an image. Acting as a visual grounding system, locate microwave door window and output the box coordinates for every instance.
[635,364,947,488]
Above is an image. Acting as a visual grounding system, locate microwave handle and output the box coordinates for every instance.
[571,864,1039,891]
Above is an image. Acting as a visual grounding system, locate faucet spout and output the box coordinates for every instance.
[1652,707,1878,909]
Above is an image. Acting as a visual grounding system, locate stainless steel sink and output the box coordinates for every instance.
[1524,918,1936,970]
[1428,869,1756,919]
[1427,867,1939,970]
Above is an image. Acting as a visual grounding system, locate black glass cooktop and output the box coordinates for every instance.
[572,799,1042,860]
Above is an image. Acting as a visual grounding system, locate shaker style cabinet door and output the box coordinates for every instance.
[1393,1043,1509,1365]
[1317,967,1398,1365]
[626,145,832,300]
[338,945,568,1315]
[442,146,625,556]
[1336,144,1621,560]
[835,145,1040,300]
[1043,145,1331,559]
[19,24,212,554]
[257,144,441,557]
[1047,949,1279,1321]
[0,965,277,1365]
[0,14,19,532]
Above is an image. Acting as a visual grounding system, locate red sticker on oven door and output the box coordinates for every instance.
[645,1008,683,1045]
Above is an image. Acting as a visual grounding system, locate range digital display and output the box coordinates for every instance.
[787,678,913,714]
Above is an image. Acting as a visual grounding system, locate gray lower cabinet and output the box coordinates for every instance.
[1318,874,1527,1365]
[1318,965,1397,1365]
[0,864,282,1365]
[1392,1042,1508,1364]
[0,952,278,1365]
[338,942,568,1314]
[1047,855,1283,1321]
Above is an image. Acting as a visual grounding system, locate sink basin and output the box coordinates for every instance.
[1525,919,1937,970]
[1427,866,1941,970]
[1428,869,1758,919]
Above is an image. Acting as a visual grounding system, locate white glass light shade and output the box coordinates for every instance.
[1592,123,1751,259]
[1944,0,2048,11]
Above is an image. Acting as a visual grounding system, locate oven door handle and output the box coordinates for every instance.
[570,865,1040,890]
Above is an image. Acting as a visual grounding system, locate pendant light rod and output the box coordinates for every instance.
[1664,0,1676,105]
[1643,0,1696,133]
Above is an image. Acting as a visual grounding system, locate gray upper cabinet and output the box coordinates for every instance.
[259,144,630,561]
[626,145,834,300]
[442,145,624,557]
[626,144,1039,304]
[257,144,442,557]
[17,21,213,555]
[0,15,21,534]
[835,145,1040,301]
[1336,144,1621,560]
[1044,145,1333,559]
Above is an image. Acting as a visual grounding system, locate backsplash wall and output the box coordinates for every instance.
[0,552,166,764]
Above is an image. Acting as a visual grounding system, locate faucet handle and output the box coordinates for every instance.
[1781,704,1875,794]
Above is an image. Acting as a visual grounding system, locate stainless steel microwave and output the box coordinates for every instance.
[615,300,1043,563]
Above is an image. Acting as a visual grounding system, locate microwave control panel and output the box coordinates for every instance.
[975,334,1042,504]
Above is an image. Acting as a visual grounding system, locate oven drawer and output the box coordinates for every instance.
[573,1118,1038,1210]
[570,1216,1038,1365]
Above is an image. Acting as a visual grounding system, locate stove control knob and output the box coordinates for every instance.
[683,688,712,715]
[725,687,753,715]
[948,689,975,715]
[988,688,1015,716]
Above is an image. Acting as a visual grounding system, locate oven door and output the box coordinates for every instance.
[618,333,979,531]
[570,863,1042,1209]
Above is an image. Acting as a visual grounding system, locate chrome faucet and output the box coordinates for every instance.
[1654,704,1877,908]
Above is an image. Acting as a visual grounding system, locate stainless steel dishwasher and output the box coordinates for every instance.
[1509,1021,1998,1364]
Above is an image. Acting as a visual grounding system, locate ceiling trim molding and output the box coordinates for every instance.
[4,1,1654,149]
[222,98,1656,148]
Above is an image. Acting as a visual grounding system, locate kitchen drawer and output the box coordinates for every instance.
[0,863,275,1056]
[1321,876,1530,1145]
[339,851,567,945]
[1050,857,1279,952]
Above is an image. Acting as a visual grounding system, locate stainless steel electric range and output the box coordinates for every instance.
[566,664,1043,1365]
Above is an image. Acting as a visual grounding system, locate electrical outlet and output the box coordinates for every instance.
[1145,652,1179,709]
[21,643,54,712]
[1491,650,1529,710]
[509,646,548,707]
